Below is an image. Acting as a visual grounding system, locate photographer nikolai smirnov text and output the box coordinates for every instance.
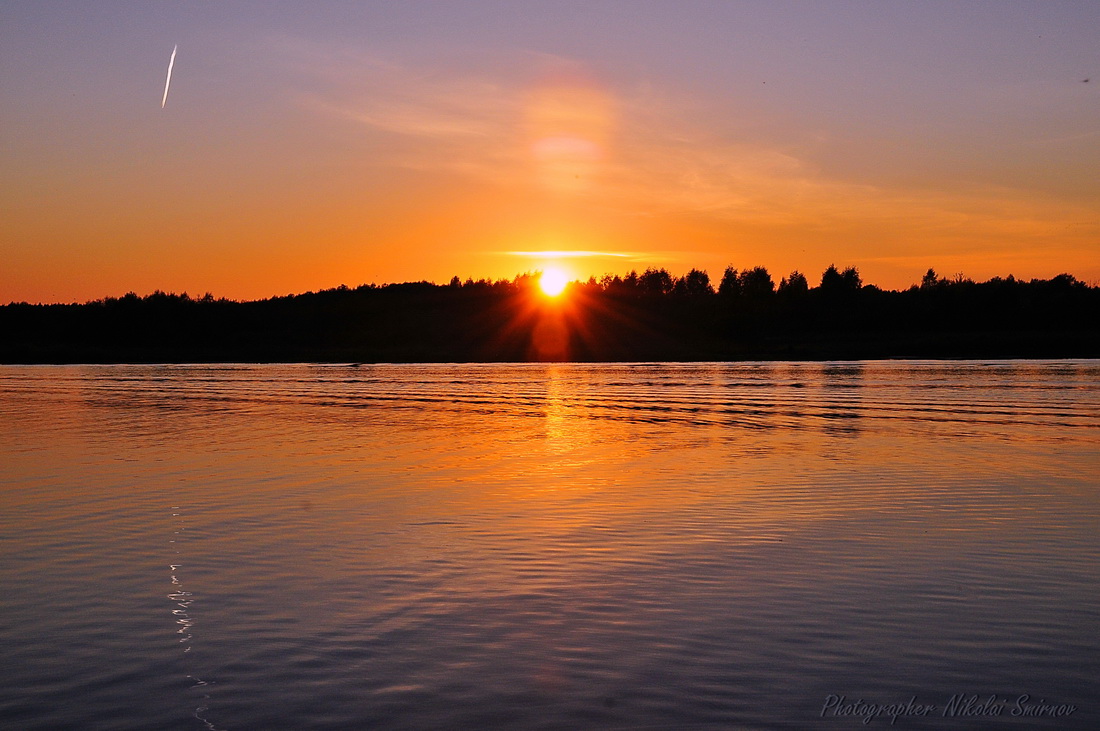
[821,693,1078,724]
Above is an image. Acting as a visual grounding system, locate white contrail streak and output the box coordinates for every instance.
[161,44,177,108]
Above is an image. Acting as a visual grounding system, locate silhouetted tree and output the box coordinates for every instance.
[778,270,809,297]
[718,266,741,299]
[820,265,861,294]
[820,265,843,291]
[738,267,775,301]
[639,267,674,296]
[676,268,713,298]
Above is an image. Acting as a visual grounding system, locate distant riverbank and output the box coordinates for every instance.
[4,269,1097,363]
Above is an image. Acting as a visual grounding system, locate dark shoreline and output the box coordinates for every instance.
[4,269,1097,364]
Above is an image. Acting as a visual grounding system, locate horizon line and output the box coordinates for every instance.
[5,266,1095,307]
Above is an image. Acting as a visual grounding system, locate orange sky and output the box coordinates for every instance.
[2,3,1098,303]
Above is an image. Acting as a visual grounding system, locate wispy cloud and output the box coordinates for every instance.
[278,37,1099,268]
[504,250,633,258]
[279,37,527,181]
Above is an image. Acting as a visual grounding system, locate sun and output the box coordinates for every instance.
[539,267,569,297]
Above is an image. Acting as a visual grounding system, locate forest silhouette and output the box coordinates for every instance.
[2,266,1097,363]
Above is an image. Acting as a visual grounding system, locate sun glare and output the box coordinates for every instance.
[539,268,569,297]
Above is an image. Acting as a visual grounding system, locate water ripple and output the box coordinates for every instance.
[1,361,1097,729]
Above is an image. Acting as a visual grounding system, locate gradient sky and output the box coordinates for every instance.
[2,1,1098,303]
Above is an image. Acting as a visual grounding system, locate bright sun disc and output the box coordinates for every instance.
[539,268,569,297]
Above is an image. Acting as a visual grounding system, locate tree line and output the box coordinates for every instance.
[2,265,1097,362]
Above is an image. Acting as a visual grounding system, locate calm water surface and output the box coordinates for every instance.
[1,361,1098,729]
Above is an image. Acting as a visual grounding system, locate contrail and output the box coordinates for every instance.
[161,44,177,108]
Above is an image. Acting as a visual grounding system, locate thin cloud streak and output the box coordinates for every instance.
[504,250,633,258]
[161,44,177,109]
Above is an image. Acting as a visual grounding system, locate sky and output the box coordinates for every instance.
[2,1,1098,303]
